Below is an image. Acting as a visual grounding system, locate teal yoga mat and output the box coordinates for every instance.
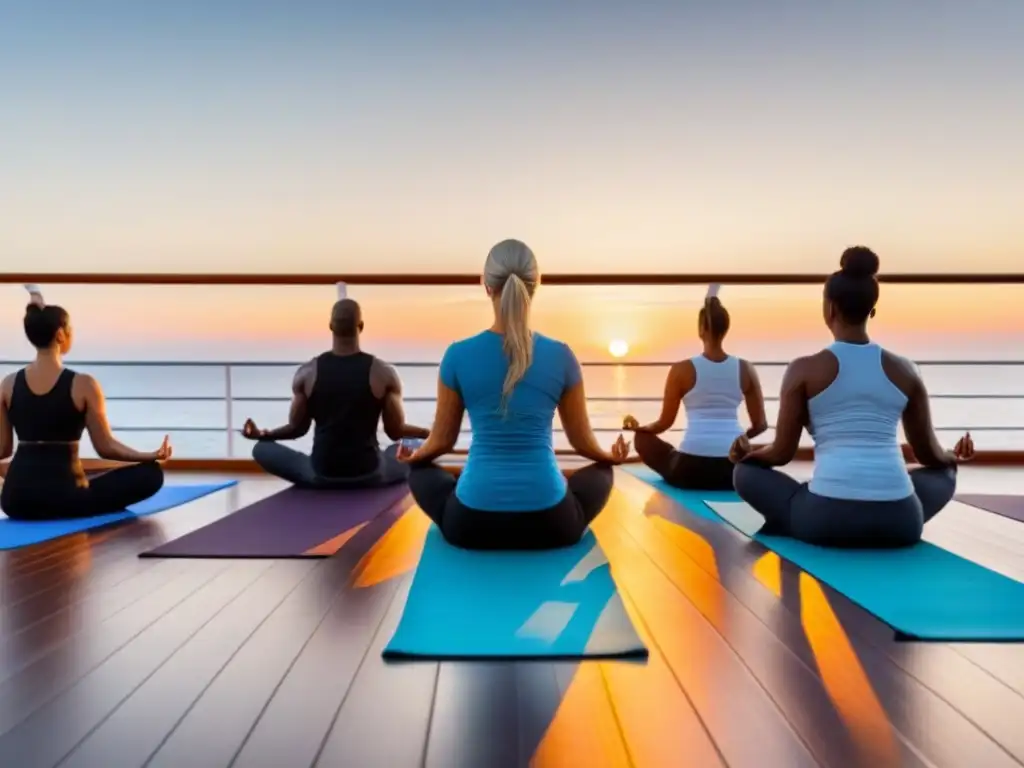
[383,527,648,660]
[0,482,237,550]
[624,466,1024,641]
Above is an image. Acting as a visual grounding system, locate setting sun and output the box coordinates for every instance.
[608,339,630,358]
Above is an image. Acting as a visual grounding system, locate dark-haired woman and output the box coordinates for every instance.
[623,289,767,490]
[730,248,973,548]
[0,288,170,521]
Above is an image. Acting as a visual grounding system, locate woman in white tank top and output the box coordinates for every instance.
[623,292,767,490]
[729,247,974,548]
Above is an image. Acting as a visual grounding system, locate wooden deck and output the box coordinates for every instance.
[1,464,1024,768]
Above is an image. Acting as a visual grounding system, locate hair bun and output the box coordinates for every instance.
[839,246,880,278]
[25,303,42,315]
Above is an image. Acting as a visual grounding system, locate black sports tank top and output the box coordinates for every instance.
[308,352,383,477]
[9,368,87,442]
[3,368,88,494]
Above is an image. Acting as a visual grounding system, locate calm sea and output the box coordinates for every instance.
[2,360,1021,458]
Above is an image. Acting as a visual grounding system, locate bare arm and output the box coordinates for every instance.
[740,359,768,439]
[559,382,618,464]
[900,370,955,468]
[407,378,464,463]
[377,362,430,440]
[0,375,13,464]
[81,375,159,462]
[637,362,690,434]
[259,364,313,441]
[743,359,807,467]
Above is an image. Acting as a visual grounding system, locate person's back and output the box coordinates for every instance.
[681,355,745,457]
[445,330,571,511]
[6,367,88,497]
[730,246,971,548]
[308,351,383,478]
[808,342,912,501]
[398,239,628,550]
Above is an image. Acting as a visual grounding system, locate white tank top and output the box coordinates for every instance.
[680,355,744,457]
[808,342,913,501]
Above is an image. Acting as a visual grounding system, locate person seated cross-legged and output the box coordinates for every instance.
[397,239,630,550]
[242,298,428,488]
[623,290,767,491]
[730,247,974,548]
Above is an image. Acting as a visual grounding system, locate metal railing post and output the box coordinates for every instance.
[224,364,235,458]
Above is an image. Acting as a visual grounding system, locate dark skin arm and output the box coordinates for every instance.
[403,378,464,463]
[374,361,430,440]
[884,352,957,468]
[739,359,769,439]
[738,357,808,467]
[631,361,693,434]
[246,362,314,441]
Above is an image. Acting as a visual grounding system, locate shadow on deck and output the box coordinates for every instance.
[1,465,1023,767]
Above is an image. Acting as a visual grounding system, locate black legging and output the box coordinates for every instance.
[252,441,408,489]
[408,462,614,550]
[1,455,165,521]
[634,431,735,491]
[732,462,958,548]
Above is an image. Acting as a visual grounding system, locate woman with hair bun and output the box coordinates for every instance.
[397,239,629,550]
[622,286,768,490]
[730,247,973,548]
[0,286,170,520]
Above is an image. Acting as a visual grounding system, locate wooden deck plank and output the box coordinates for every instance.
[313,575,438,768]
[0,560,276,768]
[601,591,726,768]
[613,473,1024,767]
[0,559,233,700]
[589,491,820,768]
[0,558,192,677]
[144,504,410,768]
[425,663,540,768]
[60,560,317,768]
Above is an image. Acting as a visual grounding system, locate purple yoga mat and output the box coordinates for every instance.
[140,483,411,558]
[956,494,1024,524]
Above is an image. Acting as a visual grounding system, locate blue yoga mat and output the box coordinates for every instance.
[622,465,740,521]
[0,482,237,550]
[624,466,1024,641]
[383,527,648,660]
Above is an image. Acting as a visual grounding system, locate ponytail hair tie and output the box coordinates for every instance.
[705,283,721,301]
[24,284,45,308]
[336,282,347,301]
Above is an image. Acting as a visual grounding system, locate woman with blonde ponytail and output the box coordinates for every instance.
[398,239,628,550]
[622,285,767,490]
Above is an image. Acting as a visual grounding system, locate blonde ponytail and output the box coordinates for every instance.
[499,273,534,408]
[482,238,540,413]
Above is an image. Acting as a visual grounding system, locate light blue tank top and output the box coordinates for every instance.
[808,342,913,501]
[679,355,744,457]
[439,331,581,512]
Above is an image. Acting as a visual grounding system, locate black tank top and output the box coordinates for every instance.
[308,351,383,478]
[2,368,88,496]
[9,368,87,442]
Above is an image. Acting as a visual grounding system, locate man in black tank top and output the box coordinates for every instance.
[241,299,429,488]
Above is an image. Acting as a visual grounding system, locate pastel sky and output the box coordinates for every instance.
[2,2,1023,361]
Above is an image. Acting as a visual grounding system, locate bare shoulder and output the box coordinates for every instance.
[371,357,400,384]
[72,372,101,394]
[880,348,921,394]
[0,373,13,403]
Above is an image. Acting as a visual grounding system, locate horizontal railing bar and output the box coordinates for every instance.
[5,359,1024,368]
[94,393,1024,403]
[100,425,1024,433]
[4,272,1024,286]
